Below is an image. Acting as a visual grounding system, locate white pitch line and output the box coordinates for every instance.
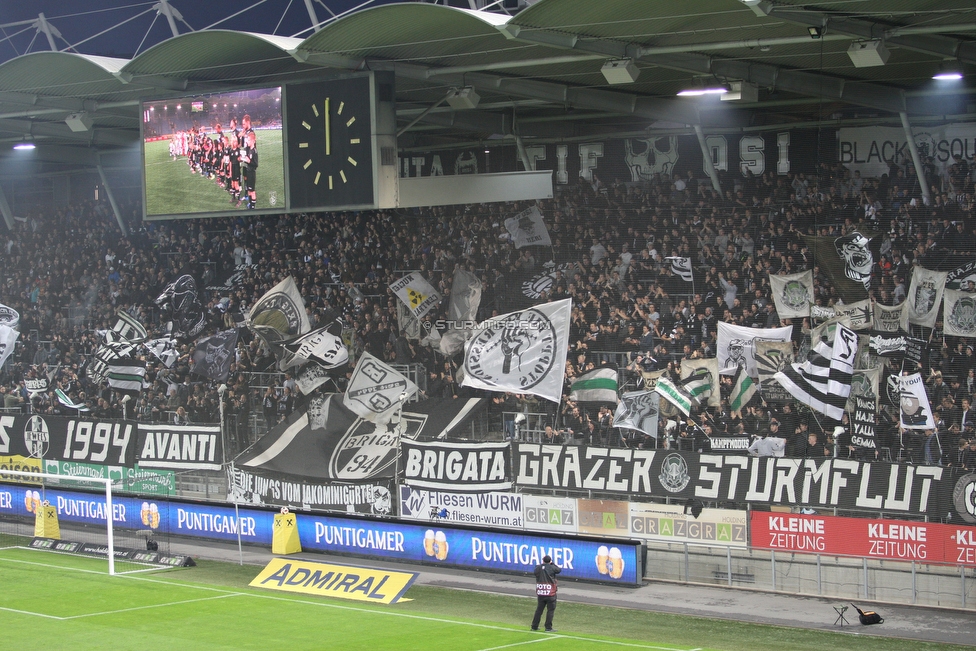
[119,575,690,651]
[475,637,557,651]
[0,605,65,620]
[63,593,243,620]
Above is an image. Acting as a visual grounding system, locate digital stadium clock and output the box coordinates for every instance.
[286,74,395,210]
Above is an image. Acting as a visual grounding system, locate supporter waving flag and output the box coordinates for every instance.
[460,298,571,403]
[775,322,858,421]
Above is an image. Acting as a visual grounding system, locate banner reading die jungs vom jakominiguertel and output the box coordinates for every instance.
[628,502,747,548]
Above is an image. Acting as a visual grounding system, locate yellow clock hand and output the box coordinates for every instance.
[325,97,331,156]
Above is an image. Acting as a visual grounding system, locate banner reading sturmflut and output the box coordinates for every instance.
[461,298,571,403]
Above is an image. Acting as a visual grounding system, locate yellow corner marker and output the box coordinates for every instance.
[251,558,417,604]
[271,508,301,555]
[34,501,60,540]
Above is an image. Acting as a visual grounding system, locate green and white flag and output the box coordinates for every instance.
[570,367,618,403]
[680,358,719,407]
[943,289,976,337]
[107,360,147,392]
[56,389,90,412]
[768,270,813,318]
[654,375,695,417]
[729,366,757,411]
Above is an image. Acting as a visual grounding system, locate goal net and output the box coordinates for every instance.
[0,469,171,575]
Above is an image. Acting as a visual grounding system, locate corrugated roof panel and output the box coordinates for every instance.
[303,4,526,64]
[123,31,301,82]
[0,52,126,98]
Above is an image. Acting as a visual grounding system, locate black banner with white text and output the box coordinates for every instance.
[515,445,949,516]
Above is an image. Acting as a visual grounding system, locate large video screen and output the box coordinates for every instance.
[142,87,285,219]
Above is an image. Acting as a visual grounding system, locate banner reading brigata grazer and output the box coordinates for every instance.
[750,512,976,566]
[515,445,950,516]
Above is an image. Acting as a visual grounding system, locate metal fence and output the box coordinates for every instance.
[644,540,975,609]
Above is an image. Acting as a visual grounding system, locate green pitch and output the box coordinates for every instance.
[144,130,285,217]
[0,544,964,651]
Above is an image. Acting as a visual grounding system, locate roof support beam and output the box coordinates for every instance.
[499,24,906,114]
[0,118,135,147]
[387,62,697,126]
[762,4,976,66]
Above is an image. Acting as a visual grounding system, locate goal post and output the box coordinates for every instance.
[0,469,163,575]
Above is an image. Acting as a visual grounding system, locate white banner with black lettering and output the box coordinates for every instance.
[401,440,511,492]
[907,267,948,328]
[137,423,223,471]
[398,486,523,528]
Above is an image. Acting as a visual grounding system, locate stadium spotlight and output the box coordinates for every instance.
[601,58,640,84]
[808,26,822,39]
[933,64,963,81]
[446,87,480,110]
[13,137,34,150]
[677,87,728,97]
[847,40,889,68]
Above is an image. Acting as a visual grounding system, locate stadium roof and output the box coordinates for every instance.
[0,0,973,173]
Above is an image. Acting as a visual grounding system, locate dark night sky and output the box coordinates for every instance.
[0,0,404,64]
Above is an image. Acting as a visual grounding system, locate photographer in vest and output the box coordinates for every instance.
[531,555,561,632]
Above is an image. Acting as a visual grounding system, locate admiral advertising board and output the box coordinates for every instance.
[0,484,641,585]
[516,446,950,517]
[750,512,976,566]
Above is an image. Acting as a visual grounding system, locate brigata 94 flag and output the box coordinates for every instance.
[343,352,418,424]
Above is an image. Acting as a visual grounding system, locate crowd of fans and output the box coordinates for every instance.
[1,152,975,463]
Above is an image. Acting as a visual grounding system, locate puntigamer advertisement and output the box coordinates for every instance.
[0,483,640,585]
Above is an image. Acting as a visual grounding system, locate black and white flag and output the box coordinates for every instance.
[282,326,349,370]
[344,352,418,424]
[191,330,239,382]
[873,301,909,333]
[145,337,179,368]
[847,366,880,450]
[155,274,206,341]
[775,322,858,421]
[504,205,551,249]
[613,390,660,438]
[666,257,694,282]
[248,276,311,369]
[0,302,20,328]
[111,310,148,343]
[460,298,572,403]
[900,372,936,430]
[907,266,948,328]
[0,324,17,370]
